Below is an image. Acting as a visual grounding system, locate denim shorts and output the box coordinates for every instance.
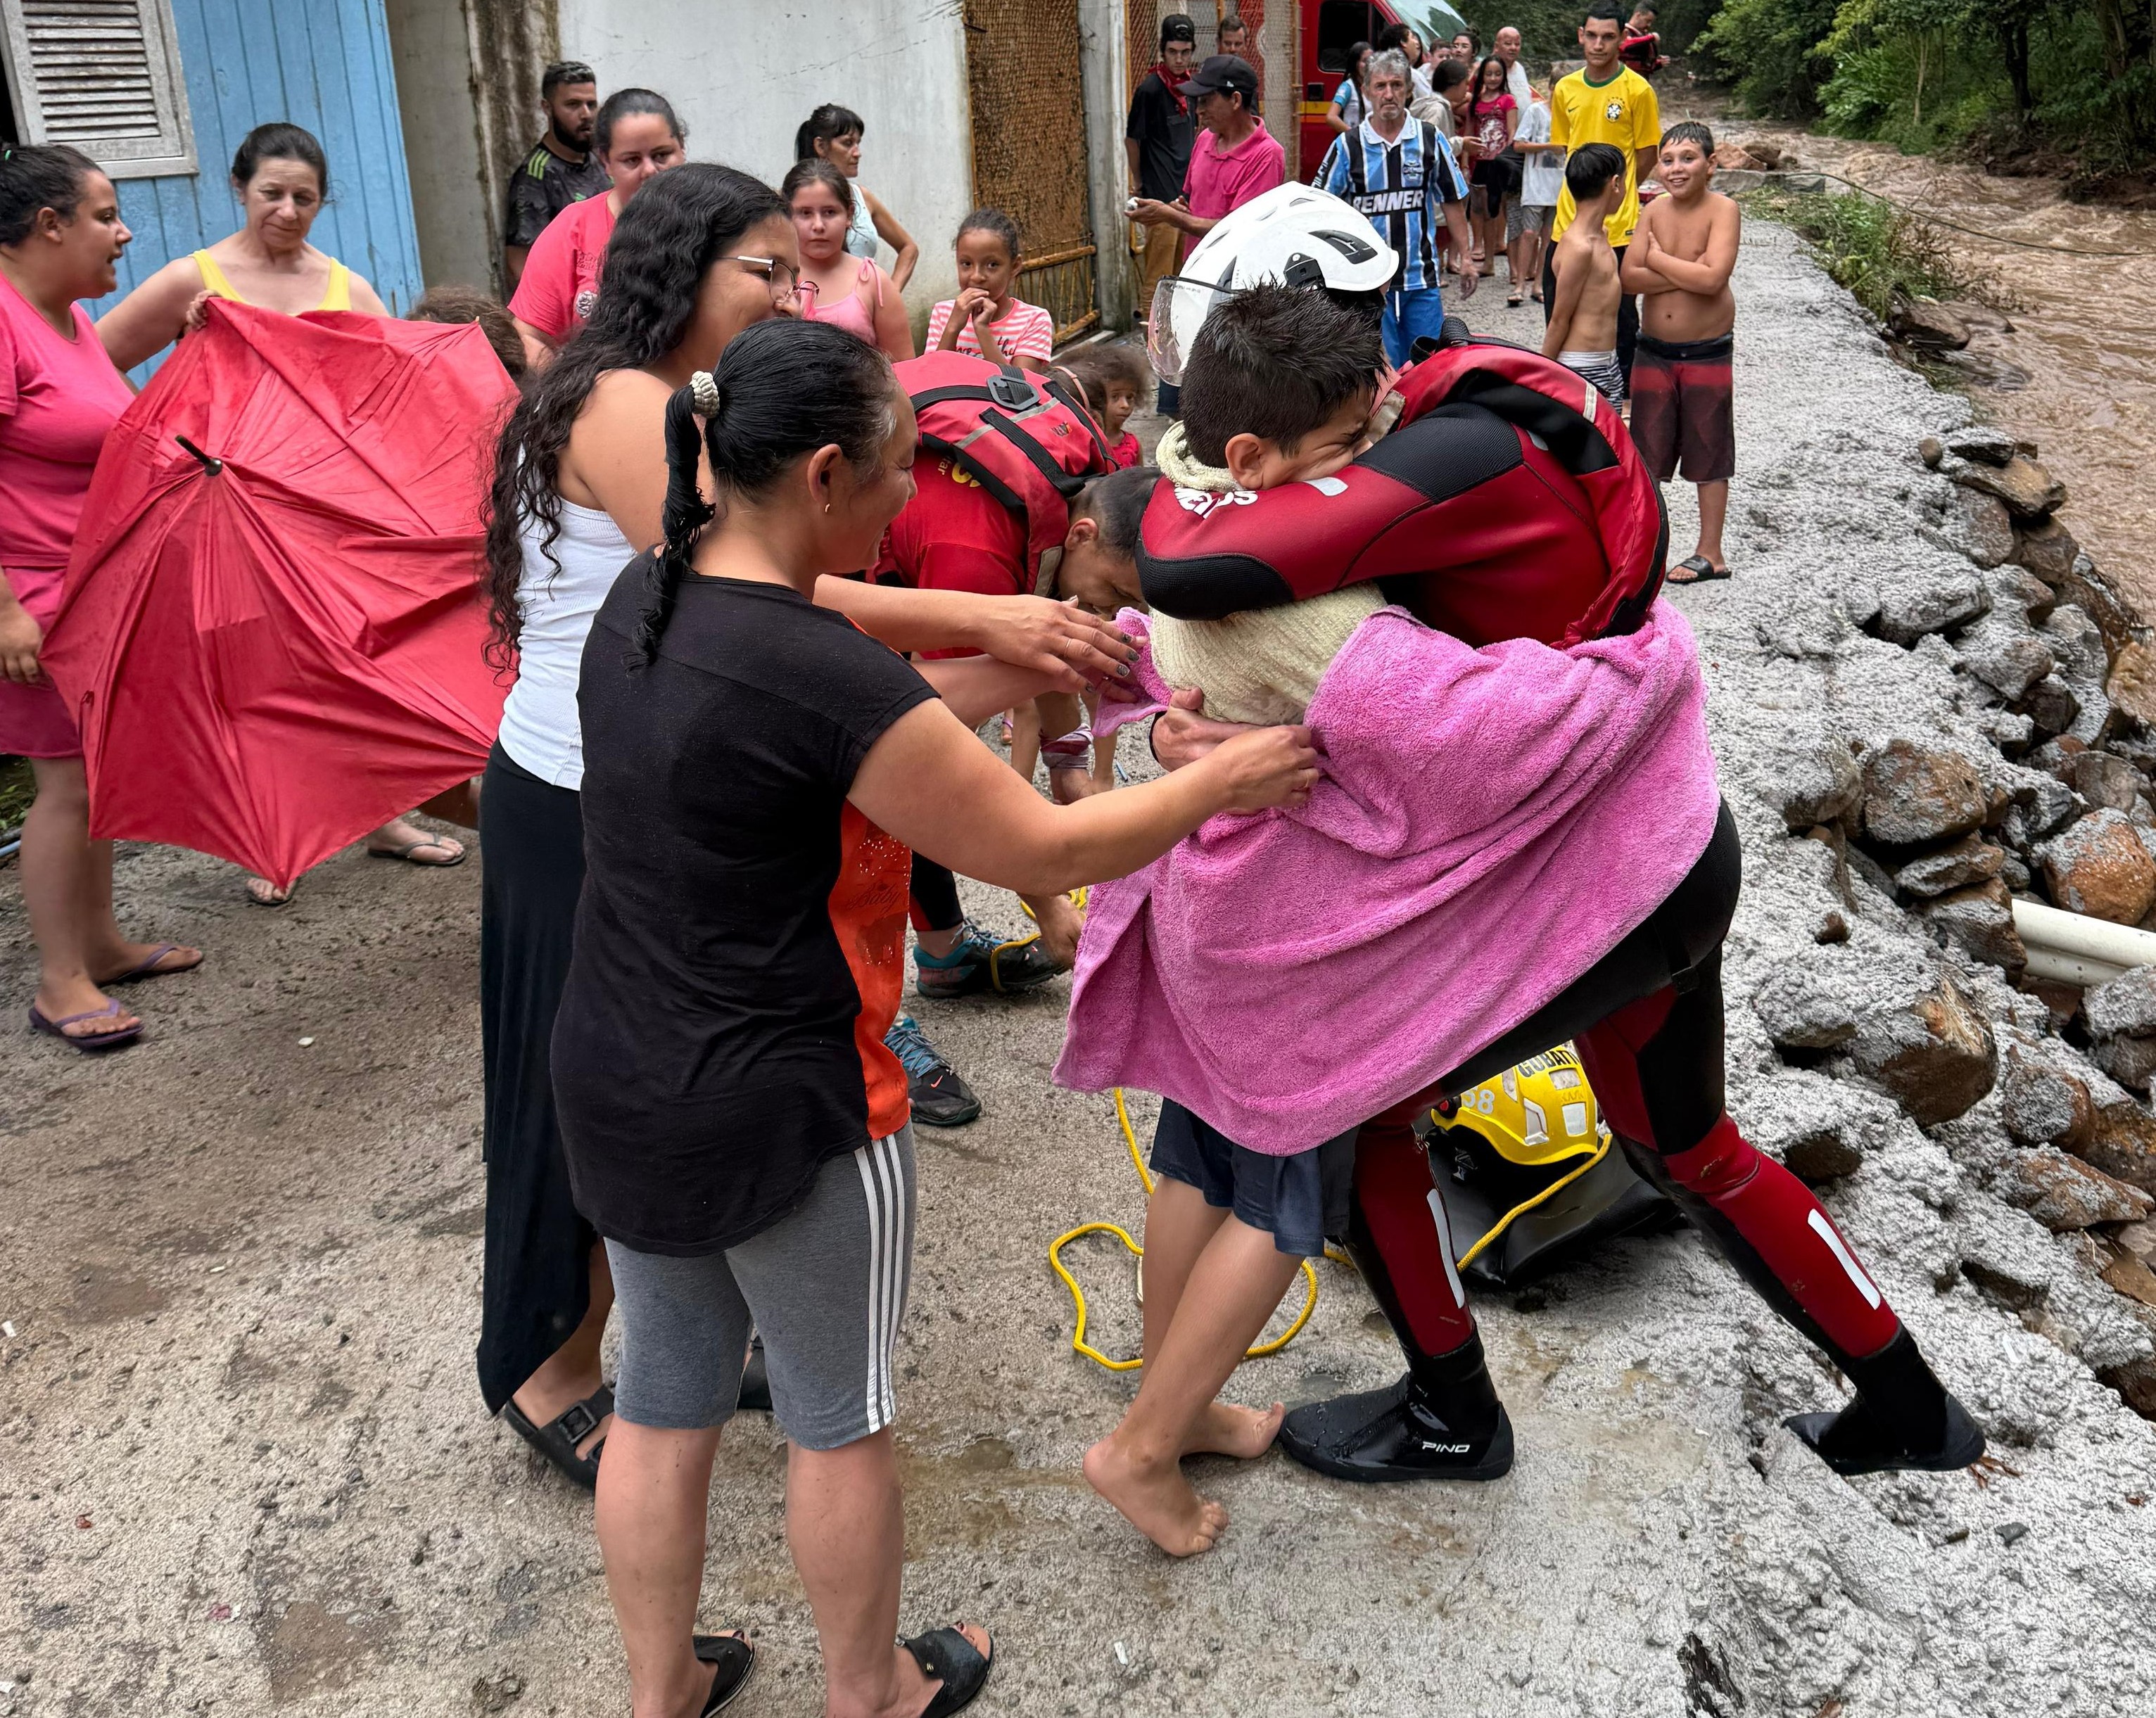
[1148,1100,1355,1259]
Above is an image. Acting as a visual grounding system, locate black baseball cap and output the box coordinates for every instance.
[1159,13,1197,44]
[1179,54,1258,105]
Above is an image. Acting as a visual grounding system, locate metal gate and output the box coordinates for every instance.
[1123,0,1301,176]
[963,0,1098,345]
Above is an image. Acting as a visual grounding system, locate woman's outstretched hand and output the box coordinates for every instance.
[1200,724,1321,813]
[967,597,1137,693]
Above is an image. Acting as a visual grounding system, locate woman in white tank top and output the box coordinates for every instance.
[473,167,1139,1528]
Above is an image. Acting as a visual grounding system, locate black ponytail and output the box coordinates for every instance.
[632,319,897,667]
[794,103,865,162]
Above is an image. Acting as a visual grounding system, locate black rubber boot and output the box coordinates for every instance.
[1277,1332,1515,1482]
[1785,1327,1986,1476]
[737,1335,772,1414]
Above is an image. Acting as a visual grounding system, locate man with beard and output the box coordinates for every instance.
[503,62,607,291]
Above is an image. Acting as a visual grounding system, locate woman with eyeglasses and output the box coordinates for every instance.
[477,164,1134,1503]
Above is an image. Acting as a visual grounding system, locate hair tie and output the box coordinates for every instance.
[689,369,721,415]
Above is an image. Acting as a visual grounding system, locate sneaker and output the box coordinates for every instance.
[885,1012,982,1127]
[913,920,1063,1000]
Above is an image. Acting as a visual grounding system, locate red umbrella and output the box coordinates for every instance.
[43,300,517,890]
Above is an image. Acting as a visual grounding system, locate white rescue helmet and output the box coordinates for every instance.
[1146,182,1398,384]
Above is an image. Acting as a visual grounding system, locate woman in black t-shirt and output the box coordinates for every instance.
[558,318,1317,1718]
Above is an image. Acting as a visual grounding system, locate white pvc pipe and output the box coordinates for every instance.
[2023,945,2131,989]
[2012,898,2156,971]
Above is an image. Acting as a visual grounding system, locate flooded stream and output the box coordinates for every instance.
[1675,109,2156,610]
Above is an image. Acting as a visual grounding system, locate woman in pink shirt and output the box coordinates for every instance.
[785,160,913,360]
[508,89,687,355]
[0,145,201,1050]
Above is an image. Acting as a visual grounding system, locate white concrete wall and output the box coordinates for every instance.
[384,0,499,293]
[553,0,976,317]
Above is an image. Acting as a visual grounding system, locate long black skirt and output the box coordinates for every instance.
[476,742,595,1413]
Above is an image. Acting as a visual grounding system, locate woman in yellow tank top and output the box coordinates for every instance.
[99,123,464,903]
[99,122,388,367]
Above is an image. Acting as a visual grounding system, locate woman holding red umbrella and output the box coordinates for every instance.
[1,144,201,1050]
[97,122,460,907]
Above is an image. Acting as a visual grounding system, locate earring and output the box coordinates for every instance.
[824,502,832,514]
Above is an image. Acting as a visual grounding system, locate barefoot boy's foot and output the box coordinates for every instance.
[1184,1399,1285,1460]
[1084,1434,1229,1556]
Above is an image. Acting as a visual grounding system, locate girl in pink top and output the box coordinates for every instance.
[784,160,913,360]
[1466,56,1521,281]
[0,145,202,1050]
[926,210,1054,371]
[508,89,687,352]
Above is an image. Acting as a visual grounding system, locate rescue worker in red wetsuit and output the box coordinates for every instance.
[1137,328,1984,1482]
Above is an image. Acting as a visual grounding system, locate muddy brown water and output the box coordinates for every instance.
[1698,115,2156,611]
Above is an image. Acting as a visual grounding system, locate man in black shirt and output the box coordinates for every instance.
[1124,13,1198,325]
[502,61,607,291]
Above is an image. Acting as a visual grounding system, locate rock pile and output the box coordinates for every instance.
[1736,418,2156,1424]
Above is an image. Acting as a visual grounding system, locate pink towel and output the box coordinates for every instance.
[1055,601,1723,1153]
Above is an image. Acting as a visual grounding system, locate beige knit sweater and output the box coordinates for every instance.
[1147,424,1381,725]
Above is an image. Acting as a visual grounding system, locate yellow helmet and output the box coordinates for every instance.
[1433,1044,1609,1168]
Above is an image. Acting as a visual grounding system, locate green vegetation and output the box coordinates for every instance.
[1694,0,2156,178]
[1741,186,1990,319]
[0,756,32,835]
[1452,0,1719,73]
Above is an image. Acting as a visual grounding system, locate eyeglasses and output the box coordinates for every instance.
[721,255,799,303]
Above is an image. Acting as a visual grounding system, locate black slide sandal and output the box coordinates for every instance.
[691,1633,756,1714]
[500,1384,612,1491]
[1667,554,1732,584]
[901,1625,994,1718]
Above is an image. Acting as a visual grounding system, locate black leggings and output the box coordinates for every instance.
[909,853,964,936]
[476,744,595,1413]
[1347,803,1905,1371]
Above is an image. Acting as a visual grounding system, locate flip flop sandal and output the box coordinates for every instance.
[901,1626,994,1718]
[102,942,202,986]
[369,834,467,867]
[245,877,294,908]
[1668,554,1732,585]
[500,1385,612,1490]
[690,1633,756,1714]
[1507,289,1524,306]
[29,999,144,1053]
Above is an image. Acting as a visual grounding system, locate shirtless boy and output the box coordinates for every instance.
[1540,143,1628,405]
[1622,120,1742,581]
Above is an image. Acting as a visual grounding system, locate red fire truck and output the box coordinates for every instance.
[1295,0,1412,175]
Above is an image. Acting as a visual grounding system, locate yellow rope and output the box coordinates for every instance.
[1050,1090,1599,1370]
[1049,1088,1322,1372]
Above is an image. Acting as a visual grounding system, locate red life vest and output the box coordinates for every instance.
[895,352,1117,589]
[1137,336,1668,649]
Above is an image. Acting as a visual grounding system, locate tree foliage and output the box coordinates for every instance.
[1697,0,2156,167]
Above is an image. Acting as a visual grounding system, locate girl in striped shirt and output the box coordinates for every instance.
[927,209,1054,371]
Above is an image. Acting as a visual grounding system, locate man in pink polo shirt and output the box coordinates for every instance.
[1129,56,1285,265]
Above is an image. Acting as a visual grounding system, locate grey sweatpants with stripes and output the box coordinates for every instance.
[604,1127,916,1450]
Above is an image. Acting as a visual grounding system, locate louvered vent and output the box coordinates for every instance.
[25,1,163,141]
[1,0,196,176]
